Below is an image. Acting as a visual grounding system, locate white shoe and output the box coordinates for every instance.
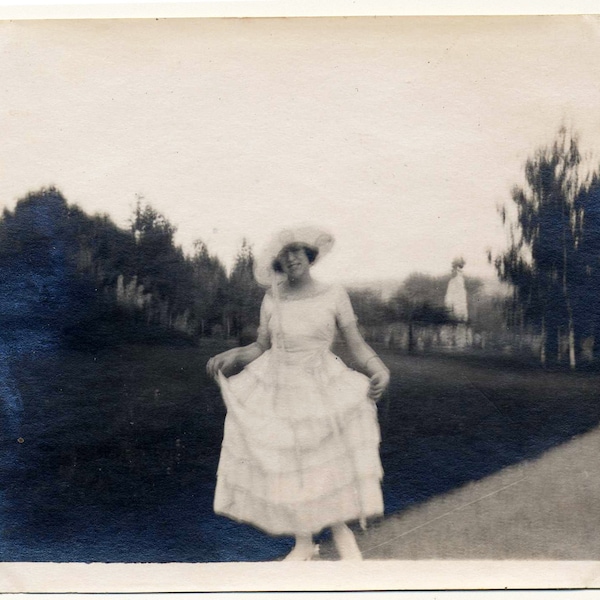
[333,525,363,561]
[339,542,363,561]
[282,543,318,561]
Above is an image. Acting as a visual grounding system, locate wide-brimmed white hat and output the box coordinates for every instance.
[253,225,335,286]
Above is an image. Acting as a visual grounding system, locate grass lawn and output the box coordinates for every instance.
[2,339,600,562]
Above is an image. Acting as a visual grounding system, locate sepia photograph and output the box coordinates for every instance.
[2,9,600,593]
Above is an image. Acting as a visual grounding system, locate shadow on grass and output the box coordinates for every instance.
[3,340,600,562]
[373,349,600,516]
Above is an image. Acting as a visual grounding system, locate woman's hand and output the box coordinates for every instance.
[206,349,239,379]
[338,323,390,401]
[206,342,267,380]
[368,369,390,402]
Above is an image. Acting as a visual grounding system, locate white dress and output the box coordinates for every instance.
[214,283,384,536]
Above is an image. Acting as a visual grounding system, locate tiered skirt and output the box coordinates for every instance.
[214,349,384,535]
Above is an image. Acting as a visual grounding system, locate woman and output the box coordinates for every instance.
[206,226,390,561]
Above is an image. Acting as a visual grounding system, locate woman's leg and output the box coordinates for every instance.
[283,534,316,561]
[331,522,363,560]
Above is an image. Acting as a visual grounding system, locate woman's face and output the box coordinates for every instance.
[277,243,311,280]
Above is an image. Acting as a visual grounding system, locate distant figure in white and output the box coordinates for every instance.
[444,258,468,322]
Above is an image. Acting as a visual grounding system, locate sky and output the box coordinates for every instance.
[2,16,600,286]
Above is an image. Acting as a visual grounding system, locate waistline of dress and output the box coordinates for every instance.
[266,346,341,370]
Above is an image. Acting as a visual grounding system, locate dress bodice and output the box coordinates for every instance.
[258,283,356,367]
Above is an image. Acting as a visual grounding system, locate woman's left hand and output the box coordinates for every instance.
[368,369,390,401]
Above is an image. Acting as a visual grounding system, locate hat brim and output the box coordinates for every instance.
[253,226,335,286]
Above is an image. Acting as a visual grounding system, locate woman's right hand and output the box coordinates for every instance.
[206,349,239,379]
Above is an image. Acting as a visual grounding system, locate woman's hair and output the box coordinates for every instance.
[272,244,319,273]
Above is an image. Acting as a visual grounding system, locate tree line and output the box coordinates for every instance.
[0,187,499,351]
[348,273,489,329]
[492,127,600,368]
[8,127,599,373]
[0,188,263,346]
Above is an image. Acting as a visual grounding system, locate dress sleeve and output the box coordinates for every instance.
[334,285,358,328]
[256,293,273,347]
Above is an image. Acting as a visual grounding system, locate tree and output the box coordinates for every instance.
[190,240,228,336]
[571,172,600,357]
[389,273,448,353]
[392,272,482,323]
[493,128,588,368]
[399,273,444,307]
[347,289,391,327]
[225,239,263,339]
[129,200,190,327]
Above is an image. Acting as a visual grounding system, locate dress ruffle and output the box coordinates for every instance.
[214,348,384,536]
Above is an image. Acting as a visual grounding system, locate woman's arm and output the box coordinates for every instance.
[339,322,390,401]
[207,293,272,378]
[206,333,270,378]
